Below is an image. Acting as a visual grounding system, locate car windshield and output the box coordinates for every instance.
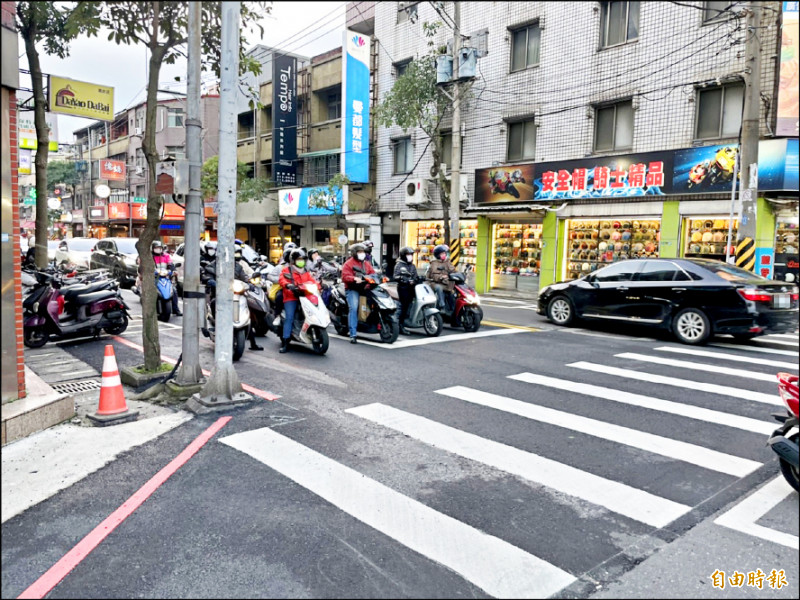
[696,260,771,283]
[69,238,97,251]
[114,239,139,255]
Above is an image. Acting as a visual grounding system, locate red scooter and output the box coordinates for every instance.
[438,271,483,332]
[23,271,130,348]
[769,373,799,491]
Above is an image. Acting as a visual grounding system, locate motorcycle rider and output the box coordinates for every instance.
[427,244,456,313]
[152,240,181,316]
[392,246,418,335]
[307,247,339,281]
[277,248,315,353]
[268,242,297,326]
[341,242,374,344]
[363,240,382,274]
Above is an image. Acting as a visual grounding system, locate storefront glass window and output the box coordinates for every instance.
[566,218,661,281]
[404,220,478,273]
[491,223,542,292]
[775,215,799,283]
[684,217,737,259]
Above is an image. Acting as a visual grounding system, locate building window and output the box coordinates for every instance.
[600,1,639,48]
[510,23,541,72]
[703,1,735,23]
[167,107,184,128]
[395,60,411,78]
[327,92,342,121]
[439,131,464,169]
[506,119,536,161]
[304,153,340,186]
[397,2,418,24]
[238,111,255,140]
[393,137,413,174]
[166,146,185,160]
[594,100,633,151]
[695,82,744,139]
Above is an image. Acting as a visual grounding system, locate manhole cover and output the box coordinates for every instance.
[51,380,101,394]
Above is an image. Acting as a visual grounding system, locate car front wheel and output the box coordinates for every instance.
[672,307,711,345]
[547,296,574,326]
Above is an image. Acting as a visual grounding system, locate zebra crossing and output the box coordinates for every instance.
[218,334,798,597]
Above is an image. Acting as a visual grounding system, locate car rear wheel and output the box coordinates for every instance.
[672,307,711,345]
[547,296,574,326]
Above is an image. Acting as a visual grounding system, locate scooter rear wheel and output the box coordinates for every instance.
[103,313,129,335]
[779,432,799,492]
[24,325,49,348]
[157,297,172,322]
[233,328,247,361]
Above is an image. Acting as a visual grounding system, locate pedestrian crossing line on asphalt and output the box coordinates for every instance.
[766,333,800,340]
[434,386,761,478]
[755,338,799,348]
[568,362,782,406]
[346,403,691,528]
[714,476,799,550]
[615,352,778,383]
[711,342,799,357]
[219,426,577,599]
[653,346,799,371]
[329,327,525,349]
[507,373,774,435]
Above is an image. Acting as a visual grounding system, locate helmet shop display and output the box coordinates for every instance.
[685,216,739,258]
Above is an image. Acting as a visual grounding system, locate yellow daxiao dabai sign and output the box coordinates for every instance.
[49,76,114,121]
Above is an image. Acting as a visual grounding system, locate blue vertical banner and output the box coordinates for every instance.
[273,54,297,186]
[341,29,370,183]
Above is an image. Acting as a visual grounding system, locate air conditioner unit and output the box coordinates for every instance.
[135,166,143,175]
[405,178,431,206]
[134,127,142,136]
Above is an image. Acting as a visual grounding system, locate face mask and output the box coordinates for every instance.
[357,252,366,261]
[154,248,162,255]
[207,249,216,257]
[295,260,306,268]
[405,255,413,262]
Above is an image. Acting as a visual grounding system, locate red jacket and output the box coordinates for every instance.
[279,265,315,302]
[341,257,375,290]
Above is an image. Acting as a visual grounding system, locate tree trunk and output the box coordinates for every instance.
[23,25,50,269]
[137,8,166,372]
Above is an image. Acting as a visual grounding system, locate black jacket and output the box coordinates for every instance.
[392,259,418,284]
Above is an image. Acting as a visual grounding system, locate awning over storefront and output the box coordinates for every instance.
[464,204,548,214]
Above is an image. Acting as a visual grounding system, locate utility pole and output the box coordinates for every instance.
[176,1,203,387]
[735,0,762,272]
[448,1,462,268]
[189,1,251,412]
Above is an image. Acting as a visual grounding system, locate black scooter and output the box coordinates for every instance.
[327,268,399,343]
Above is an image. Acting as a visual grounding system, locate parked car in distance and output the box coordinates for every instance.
[538,258,799,345]
[89,237,139,288]
[55,237,98,268]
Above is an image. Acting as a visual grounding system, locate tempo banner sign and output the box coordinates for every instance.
[49,75,114,121]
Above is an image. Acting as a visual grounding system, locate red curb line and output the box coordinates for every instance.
[17,417,233,599]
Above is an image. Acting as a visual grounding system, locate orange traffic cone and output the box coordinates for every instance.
[87,345,139,426]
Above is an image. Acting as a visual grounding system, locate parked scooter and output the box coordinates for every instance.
[437,271,483,332]
[23,271,130,348]
[385,271,442,337]
[327,268,399,343]
[769,372,799,491]
[201,267,251,361]
[275,279,331,355]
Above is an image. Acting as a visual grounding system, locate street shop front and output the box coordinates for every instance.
[277,185,351,261]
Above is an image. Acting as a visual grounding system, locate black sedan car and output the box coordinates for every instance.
[89,237,140,288]
[538,258,798,345]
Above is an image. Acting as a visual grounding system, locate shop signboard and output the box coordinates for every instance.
[474,164,535,204]
[49,75,114,121]
[88,205,107,221]
[132,204,147,220]
[341,29,371,183]
[272,54,297,187]
[162,203,185,220]
[754,248,775,279]
[108,202,130,220]
[777,1,799,136]
[100,159,126,182]
[18,113,59,151]
[278,186,347,217]
[19,149,31,175]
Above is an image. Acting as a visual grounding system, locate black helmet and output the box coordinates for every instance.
[234,240,243,259]
[399,246,415,260]
[364,240,375,252]
[290,248,307,264]
[308,247,321,260]
[433,244,449,260]
[350,243,366,258]
[151,240,164,252]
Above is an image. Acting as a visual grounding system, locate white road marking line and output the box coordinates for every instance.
[508,372,773,435]
[329,327,525,349]
[346,403,691,528]
[654,346,799,370]
[765,333,800,340]
[220,427,576,598]
[714,476,799,549]
[435,386,761,478]
[756,339,799,348]
[615,352,777,383]
[568,362,781,406]
[480,298,529,304]
[712,343,799,357]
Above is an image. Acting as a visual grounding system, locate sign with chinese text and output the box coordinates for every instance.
[108,203,130,220]
[341,29,370,183]
[278,186,347,217]
[18,113,59,151]
[88,205,107,221]
[778,2,799,136]
[132,204,148,220]
[19,149,31,174]
[162,203,186,220]
[272,54,297,186]
[49,75,114,121]
[100,159,126,181]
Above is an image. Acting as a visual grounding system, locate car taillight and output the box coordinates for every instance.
[737,288,771,302]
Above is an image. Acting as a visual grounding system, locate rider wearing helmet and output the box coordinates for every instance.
[363,240,382,273]
[277,248,315,353]
[151,240,181,316]
[281,241,298,266]
[234,240,255,279]
[427,244,456,313]
[392,246,418,335]
[340,242,375,343]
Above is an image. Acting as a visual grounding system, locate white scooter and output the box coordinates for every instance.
[281,280,331,355]
[385,273,443,336]
[201,277,251,361]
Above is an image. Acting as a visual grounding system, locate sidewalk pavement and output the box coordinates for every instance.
[1,343,192,524]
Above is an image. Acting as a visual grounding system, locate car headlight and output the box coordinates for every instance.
[232,280,247,294]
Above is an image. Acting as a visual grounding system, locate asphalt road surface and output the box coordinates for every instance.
[2,290,798,599]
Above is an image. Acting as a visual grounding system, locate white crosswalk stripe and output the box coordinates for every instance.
[766,333,800,340]
[615,352,779,382]
[653,346,799,370]
[754,338,799,347]
[711,342,798,357]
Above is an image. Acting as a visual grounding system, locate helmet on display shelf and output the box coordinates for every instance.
[691,231,702,243]
[702,231,713,243]
[613,220,622,229]
[632,243,644,253]
[580,241,588,250]
[632,221,641,230]
[704,220,714,229]
[632,232,643,242]
[590,231,598,240]
[588,251,597,260]
[693,219,705,229]
[712,232,725,243]
[701,244,712,254]
[713,219,725,229]
[598,241,608,252]
[582,262,591,272]
[612,231,622,241]
[645,242,656,253]
[614,242,623,251]
[622,221,632,229]
[690,244,701,253]
[600,229,611,240]
[621,231,631,241]
[600,221,611,229]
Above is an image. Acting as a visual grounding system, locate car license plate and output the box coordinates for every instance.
[772,293,789,309]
